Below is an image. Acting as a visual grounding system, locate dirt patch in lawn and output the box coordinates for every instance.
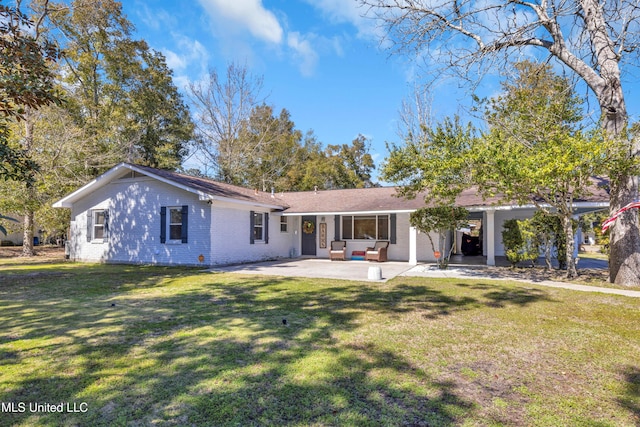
[0,246,65,261]
[480,265,610,287]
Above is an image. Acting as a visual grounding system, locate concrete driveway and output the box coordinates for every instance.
[213,258,415,282]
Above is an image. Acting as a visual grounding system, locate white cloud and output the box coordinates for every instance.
[161,35,210,89]
[287,32,319,76]
[301,0,378,40]
[163,50,186,71]
[134,2,176,31]
[197,0,283,44]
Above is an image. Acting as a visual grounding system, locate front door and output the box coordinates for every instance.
[301,215,317,256]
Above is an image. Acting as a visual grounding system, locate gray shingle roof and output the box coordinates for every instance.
[132,164,288,208]
[132,164,610,213]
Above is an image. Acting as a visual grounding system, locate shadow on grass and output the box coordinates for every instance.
[619,366,640,420]
[0,267,560,426]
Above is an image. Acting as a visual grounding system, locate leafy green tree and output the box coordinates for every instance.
[384,61,614,279]
[475,62,613,278]
[238,105,302,191]
[287,134,376,191]
[529,211,568,270]
[502,219,539,268]
[383,115,474,204]
[5,0,193,256]
[410,206,468,269]
[0,214,18,236]
[0,2,62,183]
[0,104,88,243]
[50,0,193,171]
[320,135,376,189]
[361,0,640,286]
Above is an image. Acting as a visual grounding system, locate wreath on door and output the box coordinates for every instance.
[302,220,315,234]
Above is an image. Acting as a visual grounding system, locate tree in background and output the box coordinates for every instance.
[285,134,376,191]
[238,105,302,191]
[1,0,193,254]
[0,1,64,255]
[50,0,193,171]
[188,63,265,182]
[0,104,86,246]
[327,134,376,189]
[0,2,60,182]
[360,0,640,285]
[529,211,568,270]
[188,63,377,191]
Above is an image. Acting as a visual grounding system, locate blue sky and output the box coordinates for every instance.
[119,0,640,179]
[120,0,475,175]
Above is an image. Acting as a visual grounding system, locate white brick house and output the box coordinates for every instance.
[53,163,609,267]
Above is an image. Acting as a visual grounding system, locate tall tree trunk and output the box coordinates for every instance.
[599,75,640,286]
[544,236,553,270]
[577,0,640,286]
[21,112,36,257]
[22,210,35,257]
[563,216,577,279]
[608,174,640,285]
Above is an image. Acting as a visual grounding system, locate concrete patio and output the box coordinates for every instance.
[209,256,640,299]
[213,258,415,282]
[212,255,608,283]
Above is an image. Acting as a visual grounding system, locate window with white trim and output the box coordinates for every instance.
[253,212,264,241]
[92,210,106,240]
[342,215,389,240]
[280,216,288,233]
[160,205,188,244]
[169,207,183,241]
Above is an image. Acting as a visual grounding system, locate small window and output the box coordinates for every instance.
[280,216,288,233]
[169,208,183,241]
[160,205,188,244]
[253,212,264,241]
[93,210,105,240]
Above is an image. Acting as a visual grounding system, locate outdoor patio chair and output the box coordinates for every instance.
[365,241,389,262]
[329,240,347,261]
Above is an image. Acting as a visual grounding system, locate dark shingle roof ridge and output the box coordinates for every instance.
[126,163,287,207]
[280,185,399,195]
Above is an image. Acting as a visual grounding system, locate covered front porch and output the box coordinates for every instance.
[283,202,608,267]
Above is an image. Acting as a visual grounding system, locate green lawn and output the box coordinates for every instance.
[1,260,639,426]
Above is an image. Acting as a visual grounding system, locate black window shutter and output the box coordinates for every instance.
[160,207,167,244]
[334,215,340,241]
[264,212,269,244]
[390,214,397,244]
[249,211,255,244]
[103,210,110,242]
[181,205,188,243]
[86,211,93,242]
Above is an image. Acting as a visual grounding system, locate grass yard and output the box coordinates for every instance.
[0,258,639,426]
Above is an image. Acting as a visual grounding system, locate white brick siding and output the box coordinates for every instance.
[297,213,440,262]
[209,201,296,265]
[69,177,210,266]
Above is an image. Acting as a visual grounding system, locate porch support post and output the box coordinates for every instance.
[409,226,418,265]
[486,209,496,266]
